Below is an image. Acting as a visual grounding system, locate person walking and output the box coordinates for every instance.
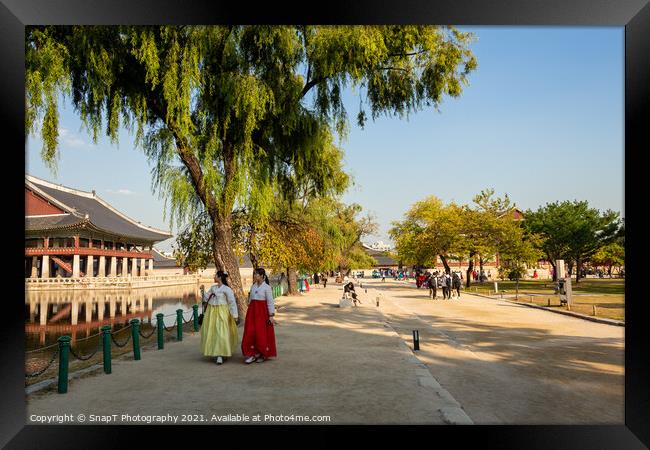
[314,272,320,288]
[241,267,277,364]
[428,274,438,299]
[322,274,328,288]
[452,272,461,299]
[199,271,240,365]
[445,272,453,298]
[437,272,446,299]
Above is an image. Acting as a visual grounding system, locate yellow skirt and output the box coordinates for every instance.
[200,304,238,357]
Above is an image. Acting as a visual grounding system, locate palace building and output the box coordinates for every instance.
[25,175,172,279]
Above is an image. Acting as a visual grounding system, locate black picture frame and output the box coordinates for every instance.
[1,0,647,447]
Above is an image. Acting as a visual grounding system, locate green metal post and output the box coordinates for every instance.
[176,309,183,341]
[101,325,112,374]
[57,336,71,394]
[156,313,164,349]
[130,319,141,360]
[192,304,199,332]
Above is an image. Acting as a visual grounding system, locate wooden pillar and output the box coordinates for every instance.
[110,256,117,277]
[121,257,129,277]
[85,299,92,323]
[30,256,39,278]
[39,299,48,326]
[41,255,50,278]
[109,295,116,318]
[73,254,80,278]
[148,258,154,272]
[87,255,94,277]
[130,257,137,277]
[98,255,106,277]
[140,258,146,277]
[71,300,79,326]
[97,296,105,321]
[29,299,36,322]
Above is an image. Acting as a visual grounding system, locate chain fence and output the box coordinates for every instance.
[25,350,59,378]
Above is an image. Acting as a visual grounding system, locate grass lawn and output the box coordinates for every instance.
[465,279,625,321]
[467,278,624,295]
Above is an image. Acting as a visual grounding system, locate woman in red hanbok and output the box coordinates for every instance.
[242,267,277,364]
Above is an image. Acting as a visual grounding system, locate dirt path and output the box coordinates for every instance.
[363,278,624,424]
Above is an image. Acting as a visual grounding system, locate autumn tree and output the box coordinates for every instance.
[26,25,477,313]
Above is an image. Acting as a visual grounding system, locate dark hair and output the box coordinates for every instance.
[215,270,229,287]
[254,267,269,285]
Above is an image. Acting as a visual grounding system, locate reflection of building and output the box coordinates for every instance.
[25,285,199,346]
[25,175,172,279]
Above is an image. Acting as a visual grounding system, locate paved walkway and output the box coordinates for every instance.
[26,284,468,425]
[364,278,624,424]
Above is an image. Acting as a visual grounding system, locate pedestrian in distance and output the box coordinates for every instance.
[428,274,438,299]
[322,274,328,288]
[241,267,277,364]
[438,272,448,299]
[452,272,462,299]
[445,272,453,298]
[199,271,240,365]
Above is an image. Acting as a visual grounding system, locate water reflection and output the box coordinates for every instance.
[25,285,201,350]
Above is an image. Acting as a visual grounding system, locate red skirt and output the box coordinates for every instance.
[241,300,277,358]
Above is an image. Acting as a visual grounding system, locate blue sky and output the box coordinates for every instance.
[26,27,624,252]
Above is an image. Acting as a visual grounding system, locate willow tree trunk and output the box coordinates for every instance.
[211,217,247,316]
[575,258,582,284]
[287,267,298,295]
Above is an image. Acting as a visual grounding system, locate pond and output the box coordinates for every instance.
[25,284,202,352]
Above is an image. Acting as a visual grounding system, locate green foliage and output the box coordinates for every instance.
[523,201,621,268]
[590,242,624,270]
[389,196,460,266]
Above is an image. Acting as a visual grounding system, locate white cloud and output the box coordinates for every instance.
[106,188,136,196]
[58,127,86,148]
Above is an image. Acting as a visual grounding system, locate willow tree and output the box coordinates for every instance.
[26,25,477,312]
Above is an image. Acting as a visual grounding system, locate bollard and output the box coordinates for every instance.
[176,309,184,341]
[193,304,199,332]
[365,288,368,294]
[130,319,141,360]
[413,330,420,351]
[376,296,380,307]
[547,298,551,307]
[593,305,597,316]
[156,313,165,350]
[101,325,112,374]
[57,336,71,394]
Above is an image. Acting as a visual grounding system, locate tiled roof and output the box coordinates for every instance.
[25,214,85,231]
[26,175,172,242]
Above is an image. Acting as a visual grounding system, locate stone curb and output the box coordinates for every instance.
[26,364,104,395]
[375,292,474,425]
[471,293,624,327]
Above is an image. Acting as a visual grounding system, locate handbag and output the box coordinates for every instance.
[198,293,215,326]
